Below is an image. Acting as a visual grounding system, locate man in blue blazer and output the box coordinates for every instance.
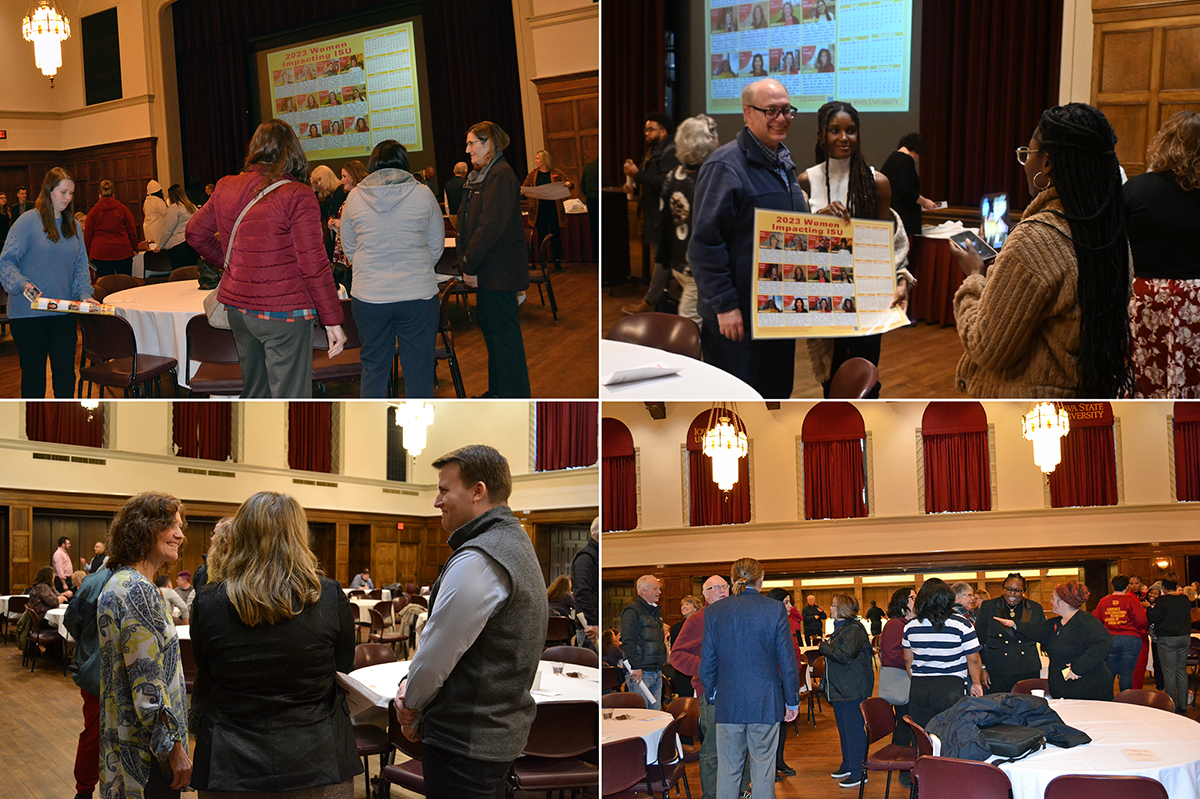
[701,558,800,799]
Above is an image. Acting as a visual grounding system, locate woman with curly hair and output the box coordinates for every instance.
[951,103,1135,398]
[547,574,575,618]
[1125,111,1200,397]
[97,492,191,799]
[993,580,1114,700]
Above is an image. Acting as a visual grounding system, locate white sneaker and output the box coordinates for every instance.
[831,770,851,779]
[517,291,526,306]
[839,776,863,788]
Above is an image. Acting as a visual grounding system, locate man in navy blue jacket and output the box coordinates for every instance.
[701,558,800,799]
[689,78,809,398]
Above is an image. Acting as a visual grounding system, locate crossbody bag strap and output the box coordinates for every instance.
[224,179,289,266]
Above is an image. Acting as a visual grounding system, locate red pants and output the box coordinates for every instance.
[1132,634,1149,690]
[75,688,100,794]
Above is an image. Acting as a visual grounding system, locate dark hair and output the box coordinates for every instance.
[815,102,877,220]
[1004,572,1027,591]
[1112,574,1130,592]
[432,445,513,504]
[168,184,197,214]
[1033,103,1134,397]
[367,140,411,173]
[244,119,309,186]
[898,132,925,154]
[646,113,675,137]
[35,167,78,242]
[34,566,54,586]
[914,578,955,631]
[343,160,368,185]
[106,492,185,570]
[1054,580,1089,609]
[1162,574,1178,592]
[766,587,790,603]
[99,180,115,198]
[58,536,70,547]
[154,574,170,588]
[886,587,912,619]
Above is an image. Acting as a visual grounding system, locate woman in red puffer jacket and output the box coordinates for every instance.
[84,180,139,277]
[187,120,345,398]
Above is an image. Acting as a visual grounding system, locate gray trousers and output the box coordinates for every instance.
[716,722,778,799]
[643,261,673,305]
[698,694,718,799]
[1157,634,1191,713]
[228,310,314,398]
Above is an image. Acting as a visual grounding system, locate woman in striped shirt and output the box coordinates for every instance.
[903,578,984,729]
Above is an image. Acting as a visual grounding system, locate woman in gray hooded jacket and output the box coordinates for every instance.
[340,140,445,397]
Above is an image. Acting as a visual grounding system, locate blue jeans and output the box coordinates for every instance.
[832,699,867,780]
[352,294,439,398]
[639,669,663,710]
[1107,634,1142,693]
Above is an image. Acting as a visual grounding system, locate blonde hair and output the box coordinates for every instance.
[310,165,339,199]
[210,493,322,626]
[535,149,554,170]
[1146,111,1200,191]
[730,557,764,594]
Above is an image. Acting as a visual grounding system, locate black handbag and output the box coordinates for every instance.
[980,724,1046,762]
[197,258,222,290]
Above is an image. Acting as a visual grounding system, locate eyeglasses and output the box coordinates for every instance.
[466,137,488,150]
[748,104,798,120]
[1003,586,1024,594]
[1015,146,1042,165]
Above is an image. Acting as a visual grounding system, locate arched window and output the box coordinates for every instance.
[602,418,638,531]
[1049,403,1118,508]
[921,401,991,513]
[686,410,751,526]
[801,403,867,520]
[1173,402,1200,502]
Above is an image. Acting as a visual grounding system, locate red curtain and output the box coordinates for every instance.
[602,418,637,532]
[922,401,991,513]
[920,1,1063,209]
[801,403,867,520]
[1174,403,1200,501]
[172,403,232,461]
[686,410,751,527]
[536,402,598,472]
[602,0,666,186]
[26,403,103,448]
[288,402,332,473]
[1048,404,1117,508]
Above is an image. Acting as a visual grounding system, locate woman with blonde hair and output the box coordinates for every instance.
[189,491,361,797]
[520,149,574,272]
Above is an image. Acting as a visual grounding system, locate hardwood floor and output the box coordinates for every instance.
[602,280,965,399]
[0,262,600,400]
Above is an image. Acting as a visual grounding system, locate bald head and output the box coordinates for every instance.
[702,575,730,604]
[454,162,469,177]
[742,78,792,151]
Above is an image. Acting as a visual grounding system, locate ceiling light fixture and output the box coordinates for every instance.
[23,0,70,87]
[393,402,434,456]
[702,402,747,491]
[1022,402,1069,474]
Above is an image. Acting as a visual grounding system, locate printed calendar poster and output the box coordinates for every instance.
[750,208,908,339]
[267,21,423,159]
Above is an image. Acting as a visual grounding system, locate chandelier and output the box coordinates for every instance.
[23,0,71,86]
[701,403,747,491]
[1022,402,1069,473]
[80,398,99,421]
[393,402,434,456]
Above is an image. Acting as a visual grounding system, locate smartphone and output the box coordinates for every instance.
[23,283,41,303]
[950,230,998,262]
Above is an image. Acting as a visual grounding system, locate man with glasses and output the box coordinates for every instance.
[690,78,809,398]
[975,573,1046,694]
[622,113,679,312]
[670,575,732,799]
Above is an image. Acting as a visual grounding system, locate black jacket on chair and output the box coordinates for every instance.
[188,577,362,791]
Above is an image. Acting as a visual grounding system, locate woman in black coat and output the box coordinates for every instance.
[189,492,361,796]
[458,121,531,397]
[975,572,1046,694]
[819,593,874,789]
[993,580,1113,701]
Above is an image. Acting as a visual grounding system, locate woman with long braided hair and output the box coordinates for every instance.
[799,101,907,396]
[952,103,1136,398]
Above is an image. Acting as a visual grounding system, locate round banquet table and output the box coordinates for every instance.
[0,595,27,615]
[349,660,600,709]
[999,698,1200,799]
[601,340,763,399]
[105,280,207,387]
[601,707,676,765]
[45,606,74,643]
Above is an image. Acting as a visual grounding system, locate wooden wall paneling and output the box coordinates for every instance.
[372,523,397,586]
[336,522,349,586]
[532,71,599,191]
[603,580,635,633]
[1162,25,1200,89]
[8,504,32,592]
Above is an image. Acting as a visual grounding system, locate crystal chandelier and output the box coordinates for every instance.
[23,0,71,86]
[393,402,434,456]
[1022,402,1069,473]
[80,398,99,421]
[702,403,747,491]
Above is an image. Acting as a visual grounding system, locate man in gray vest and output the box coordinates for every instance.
[395,444,548,798]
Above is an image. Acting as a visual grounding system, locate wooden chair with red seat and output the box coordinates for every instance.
[168,265,200,281]
[546,615,573,647]
[636,714,692,799]
[430,277,467,397]
[372,600,395,629]
[1044,774,1168,799]
[809,654,826,714]
[94,273,143,298]
[367,607,406,654]
[2,595,27,644]
[858,696,917,799]
[353,643,397,670]
[601,736,650,798]
[353,702,392,799]
[666,696,701,763]
[543,645,600,668]
[602,665,625,693]
[903,715,935,759]
[1012,677,1050,695]
[602,692,646,709]
[77,313,179,398]
[185,315,243,396]
[829,357,880,398]
[178,636,197,693]
[605,312,702,360]
[912,755,1012,799]
[1115,688,1176,713]
[312,299,362,394]
[507,699,598,797]
[22,607,63,673]
[379,699,425,796]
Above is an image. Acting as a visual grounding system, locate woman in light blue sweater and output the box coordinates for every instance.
[0,167,96,397]
[340,140,444,397]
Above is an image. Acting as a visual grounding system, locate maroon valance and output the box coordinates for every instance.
[602,417,635,458]
[800,402,865,443]
[922,401,987,435]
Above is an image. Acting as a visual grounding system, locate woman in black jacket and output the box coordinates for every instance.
[189,492,361,797]
[459,121,531,397]
[975,572,1046,694]
[819,593,874,789]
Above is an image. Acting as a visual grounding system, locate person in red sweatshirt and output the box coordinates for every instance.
[1092,574,1149,694]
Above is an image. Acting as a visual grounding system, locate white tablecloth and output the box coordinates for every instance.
[347,660,600,709]
[1000,699,1200,799]
[45,606,74,643]
[350,598,393,624]
[602,707,676,765]
[600,340,763,399]
[106,280,207,387]
[0,595,27,615]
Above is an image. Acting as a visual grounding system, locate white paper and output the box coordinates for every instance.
[1123,749,1162,762]
[336,671,383,715]
[602,364,682,386]
[520,182,571,200]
